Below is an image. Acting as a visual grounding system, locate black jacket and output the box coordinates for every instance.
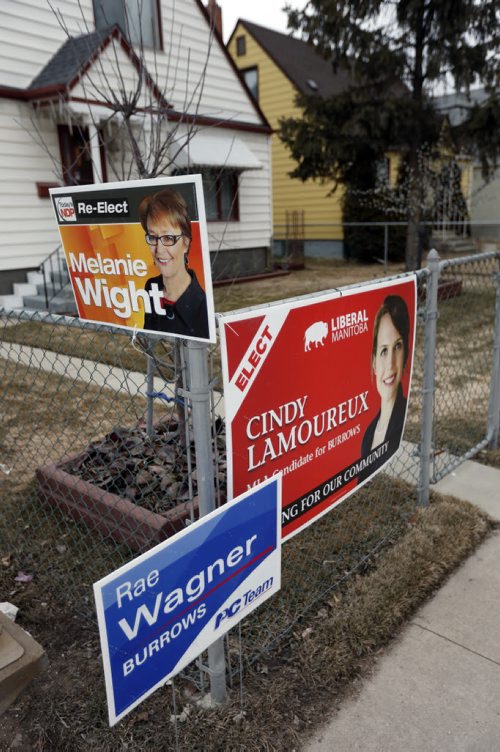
[142,270,209,339]
[359,384,407,481]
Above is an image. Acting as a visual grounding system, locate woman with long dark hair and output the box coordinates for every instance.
[360,295,410,476]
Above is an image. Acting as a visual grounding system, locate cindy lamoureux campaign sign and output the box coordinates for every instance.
[50,175,216,343]
[94,477,281,726]
[219,276,417,541]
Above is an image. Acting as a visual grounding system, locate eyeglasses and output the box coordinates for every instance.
[145,233,184,247]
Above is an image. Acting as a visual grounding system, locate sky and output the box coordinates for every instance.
[216,0,304,42]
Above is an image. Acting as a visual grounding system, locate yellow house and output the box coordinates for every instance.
[227,20,351,260]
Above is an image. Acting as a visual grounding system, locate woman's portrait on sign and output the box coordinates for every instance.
[139,187,209,339]
[359,294,410,477]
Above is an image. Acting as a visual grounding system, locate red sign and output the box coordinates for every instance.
[219,276,417,540]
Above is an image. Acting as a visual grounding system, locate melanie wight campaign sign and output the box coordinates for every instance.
[219,276,417,541]
[94,477,281,726]
[50,175,216,343]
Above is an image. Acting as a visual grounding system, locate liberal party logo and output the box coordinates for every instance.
[304,320,328,351]
[55,196,77,222]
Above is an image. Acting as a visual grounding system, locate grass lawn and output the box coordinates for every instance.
[0,480,493,750]
[0,259,401,372]
[0,255,498,749]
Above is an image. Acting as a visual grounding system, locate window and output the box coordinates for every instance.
[236,35,246,56]
[202,169,239,222]
[58,125,94,186]
[241,66,258,101]
[375,157,390,186]
[93,0,162,49]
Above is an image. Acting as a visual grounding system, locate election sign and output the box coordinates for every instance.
[50,175,215,342]
[94,476,281,726]
[219,276,417,541]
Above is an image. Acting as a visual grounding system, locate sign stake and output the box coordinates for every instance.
[185,339,227,704]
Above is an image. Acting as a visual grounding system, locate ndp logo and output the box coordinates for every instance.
[55,196,77,222]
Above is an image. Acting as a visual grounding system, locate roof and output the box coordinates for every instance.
[25,25,170,109]
[0,9,271,133]
[231,20,353,98]
[433,89,489,127]
[29,29,110,90]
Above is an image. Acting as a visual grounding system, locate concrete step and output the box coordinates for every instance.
[434,240,476,254]
[13,283,37,297]
[0,294,23,309]
[0,611,48,716]
[23,293,77,314]
[26,271,44,286]
[21,295,48,311]
[48,296,77,314]
[36,282,72,297]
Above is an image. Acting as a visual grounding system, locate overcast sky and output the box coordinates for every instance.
[216,0,304,42]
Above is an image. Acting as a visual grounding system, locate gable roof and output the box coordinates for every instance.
[0,8,270,132]
[229,19,353,98]
[26,25,169,108]
[29,30,109,90]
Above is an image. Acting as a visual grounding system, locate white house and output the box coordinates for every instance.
[435,88,500,245]
[0,0,272,306]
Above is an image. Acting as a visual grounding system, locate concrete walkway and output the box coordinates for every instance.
[305,460,500,752]
[0,341,225,415]
[1,341,166,398]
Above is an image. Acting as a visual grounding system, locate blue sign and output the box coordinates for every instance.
[94,477,281,726]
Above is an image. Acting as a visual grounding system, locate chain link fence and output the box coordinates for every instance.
[430,252,500,481]
[0,249,499,716]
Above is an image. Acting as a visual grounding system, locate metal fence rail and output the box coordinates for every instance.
[0,248,498,713]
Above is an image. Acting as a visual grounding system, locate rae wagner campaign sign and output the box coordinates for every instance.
[49,175,216,343]
[94,477,281,726]
[219,276,417,541]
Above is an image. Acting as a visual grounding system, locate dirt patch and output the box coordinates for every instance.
[0,493,493,751]
[0,356,152,484]
[475,447,500,470]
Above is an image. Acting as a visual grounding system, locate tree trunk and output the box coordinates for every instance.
[405,209,421,271]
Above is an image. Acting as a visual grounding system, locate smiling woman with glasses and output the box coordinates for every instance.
[138,188,209,339]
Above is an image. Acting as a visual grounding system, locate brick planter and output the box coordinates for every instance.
[36,453,198,552]
[419,278,463,302]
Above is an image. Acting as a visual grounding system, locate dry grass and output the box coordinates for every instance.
[0,355,154,483]
[0,259,401,372]
[475,447,500,470]
[214,258,404,313]
[1,254,498,748]
[0,490,493,751]
[0,319,148,373]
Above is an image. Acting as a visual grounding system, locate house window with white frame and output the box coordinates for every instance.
[241,66,259,101]
[174,166,239,221]
[93,0,162,49]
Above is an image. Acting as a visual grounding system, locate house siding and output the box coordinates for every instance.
[471,166,500,241]
[228,22,344,254]
[0,1,272,277]
[0,99,61,271]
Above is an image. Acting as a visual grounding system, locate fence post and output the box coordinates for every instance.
[185,339,227,705]
[487,260,500,449]
[146,354,155,437]
[418,249,440,507]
